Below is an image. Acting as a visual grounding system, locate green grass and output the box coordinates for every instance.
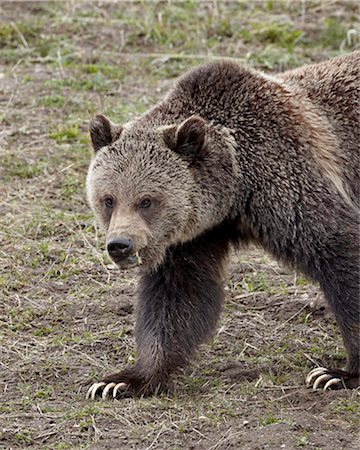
[259,412,281,426]
[0,20,43,48]
[321,17,350,49]
[296,432,310,447]
[248,21,304,50]
[49,124,79,142]
[39,94,65,108]
[333,397,360,414]
[1,154,42,179]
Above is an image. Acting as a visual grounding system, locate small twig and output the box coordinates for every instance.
[247,301,284,310]
[208,429,243,450]
[91,415,102,442]
[192,427,209,440]
[269,389,303,402]
[303,352,320,367]
[301,0,306,23]
[56,48,65,78]
[33,430,59,443]
[274,303,309,331]
[11,22,28,48]
[233,291,266,300]
[144,426,166,450]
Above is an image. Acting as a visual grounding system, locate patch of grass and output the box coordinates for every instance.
[0,20,43,48]
[34,386,54,400]
[233,272,270,293]
[0,48,27,62]
[250,21,303,51]
[119,2,200,49]
[333,397,360,414]
[78,417,93,432]
[15,428,34,445]
[260,412,281,426]
[45,74,114,93]
[79,62,124,80]
[42,443,73,450]
[299,312,312,324]
[37,240,50,258]
[295,276,311,286]
[33,324,54,337]
[231,271,289,295]
[46,260,81,281]
[3,306,40,332]
[320,17,347,49]
[296,432,309,447]
[0,272,26,293]
[39,94,65,108]
[1,154,42,179]
[66,403,103,421]
[49,123,79,143]
[35,39,54,57]
[249,46,301,70]
[267,369,292,387]
[0,405,12,413]
[61,172,84,200]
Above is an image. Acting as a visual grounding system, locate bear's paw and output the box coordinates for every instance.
[306,367,359,390]
[86,381,129,400]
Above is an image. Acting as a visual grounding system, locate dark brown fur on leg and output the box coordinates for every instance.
[255,194,359,389]
[100,223,235,397]
[308,211,359,388]
[316,209,359,387]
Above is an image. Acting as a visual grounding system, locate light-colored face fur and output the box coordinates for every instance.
[87,114,238,270]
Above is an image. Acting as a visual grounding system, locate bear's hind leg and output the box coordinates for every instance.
[305,218,359,390]
[305,307,359,390]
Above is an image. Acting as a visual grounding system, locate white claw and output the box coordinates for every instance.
[113,382,128,398]
[312,373,333,390]
[86,383,99,400]
[306,367,327,386]
[86,382,106,400]
[86,385,94,400]
[323,378,343,391]
[102,382,116,400]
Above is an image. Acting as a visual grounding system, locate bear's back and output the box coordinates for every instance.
[280,52,360,199]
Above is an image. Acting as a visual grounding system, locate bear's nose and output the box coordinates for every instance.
[107,237,133,258]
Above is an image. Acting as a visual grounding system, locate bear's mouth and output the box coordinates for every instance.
[113,253,143,270]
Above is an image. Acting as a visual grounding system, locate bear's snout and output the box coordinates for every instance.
[107,237,134,259]
[107,236,140,269]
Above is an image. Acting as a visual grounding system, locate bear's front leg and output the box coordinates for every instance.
[86,226,232,400]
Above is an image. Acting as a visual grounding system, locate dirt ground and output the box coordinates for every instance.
[0,1,359,449]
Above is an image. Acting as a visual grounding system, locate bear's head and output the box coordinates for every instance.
[87,114,238,270]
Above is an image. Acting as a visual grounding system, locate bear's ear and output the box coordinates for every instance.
[162,116,206,161]
[89,114,123,152]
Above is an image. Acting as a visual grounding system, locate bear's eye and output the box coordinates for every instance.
[139,198,152,209]
[104,196,114,209]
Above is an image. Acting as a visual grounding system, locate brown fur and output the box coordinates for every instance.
[86,52,360,397]
[279,55,360,206]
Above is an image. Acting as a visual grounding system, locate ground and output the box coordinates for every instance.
[0,1,359,449]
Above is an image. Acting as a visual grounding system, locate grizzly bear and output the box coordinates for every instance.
[86,52,359,400]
